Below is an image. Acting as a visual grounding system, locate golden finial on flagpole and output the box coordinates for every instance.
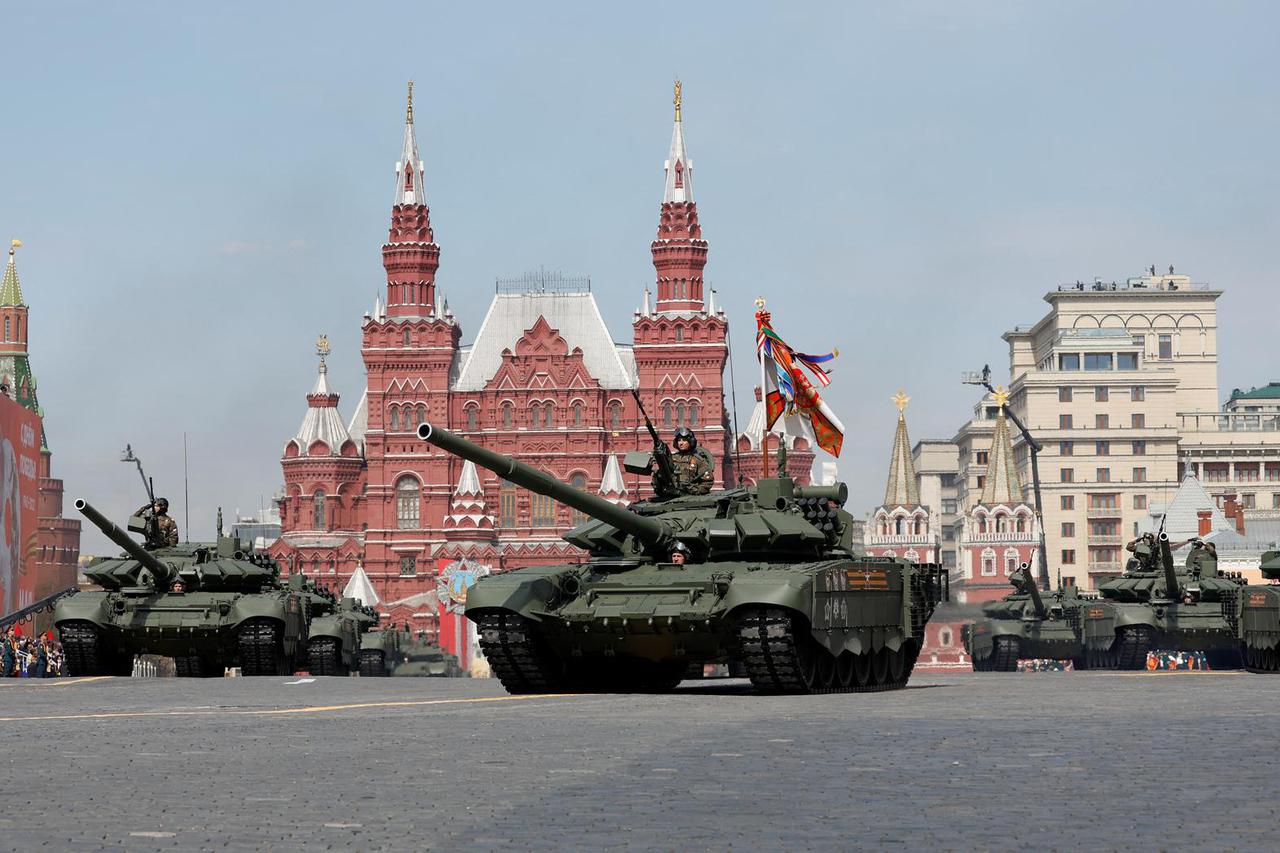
[892,390,910,414]
[992,385,1010,409]
[406,80,414,126]
[674,78,682,123]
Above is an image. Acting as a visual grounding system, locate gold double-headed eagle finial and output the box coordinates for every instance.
[8,239,20,257]
[754,296,766,309]
[992,385,1010,409]
[406,80,414,126]
[674,78,682,122]
[316,334,330,360]
[892,390,910,414]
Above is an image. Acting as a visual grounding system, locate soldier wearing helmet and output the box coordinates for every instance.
[669,540,692,566]
[135,497,179,549]
[663,427,714,497]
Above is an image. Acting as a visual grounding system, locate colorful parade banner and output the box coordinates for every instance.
[0,394,41,619]
[754,300,845,457]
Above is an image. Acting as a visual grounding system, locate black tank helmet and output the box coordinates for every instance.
[154,497,170,513]
[673,427,697,450]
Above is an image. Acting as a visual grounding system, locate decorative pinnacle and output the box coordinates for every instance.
[892,390,910,414]
[406,80,414,126]
[674,79,682,123]
[316,333,330,361]
[8,239,19,257]
[992,385,1010,409]
[754,296,765,309]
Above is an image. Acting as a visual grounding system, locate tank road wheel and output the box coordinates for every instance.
[886,646,907,685]
[1115,626,1152,671]
[814,647,837,689]
[640,661,686,693]
[1205,647,1242,671]
[308,637,347,677]
[173,656,205,678]
[870,647,890,684]
[834,652,856,688]
[59,621,108,677]
[358,649,388,677]
[476,612,567,694]
[855,650,875,686]
[238,618,287,676]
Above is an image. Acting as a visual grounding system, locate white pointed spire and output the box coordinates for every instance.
[433,286,444,318]
[342,564,380,607]
[642,287,652,317]
[373,293,383,319]
[662,79,693,204]
[705,287,717,316]
[456,460,482,496]
[394,81,427,206]
[599,455,628,504]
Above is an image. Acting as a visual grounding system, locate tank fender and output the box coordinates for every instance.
[53,594,111,630]
[464,570,583,623]
[719,578,811,616]
[1112,608,1157,631]
[967,623,995,659]
[228,594,286,631]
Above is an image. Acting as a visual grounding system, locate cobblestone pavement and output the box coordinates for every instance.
[1,671,1277,851]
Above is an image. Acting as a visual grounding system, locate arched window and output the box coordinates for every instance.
[403,329,411,346]
[675,326,685,342]
[531,493,556,527]
[572,402,583,426]
[981,549,997,576]
[1004,550,1019,575]
[608,403,621,430]
[542,404,554,427]
[501,402,513,429]
[499,479,517,527]
[3,317,8,341]
[416,405,426,427]
[388,405,400,432]
[313,490,326,530]
[396,476,420,529]
[663,401,673,427]
[676,402,686,426]
[530,403,542,426]
[939,628,953,647]
[690,402,700,426]
[569,473,588,525]
[466,406,479,430]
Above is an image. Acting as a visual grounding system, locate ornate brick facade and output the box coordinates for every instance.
[272,85,730,634]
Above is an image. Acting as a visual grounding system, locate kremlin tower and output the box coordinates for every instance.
[0,240,80,623]
[864,392,939,563]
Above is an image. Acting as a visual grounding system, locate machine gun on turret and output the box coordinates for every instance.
[1011,561,1047,620]
[629,389,677,498]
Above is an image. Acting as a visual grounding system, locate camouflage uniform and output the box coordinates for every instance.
[669,448,713,496]
[136,504,179,548]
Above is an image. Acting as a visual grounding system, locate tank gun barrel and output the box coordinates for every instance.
[1018,561,1047,619]
[75,499,173,585]
[417,424,676,552]
[1158,532,1180,599]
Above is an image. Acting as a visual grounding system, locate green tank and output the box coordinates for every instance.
[55,500,312,677]
[1237,550,1280,673]
[417,423,948,695]
[964,563,1116,671]
[1090,533,1246,669]
[357,626,402,676]
[306,595,380,676]
[374,629,464,677]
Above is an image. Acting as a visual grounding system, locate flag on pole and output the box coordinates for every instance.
[754,301,845,457]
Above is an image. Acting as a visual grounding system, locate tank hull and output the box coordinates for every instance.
[1240,585,1280,672]
[466,556,947,694]
[53,588,309,676]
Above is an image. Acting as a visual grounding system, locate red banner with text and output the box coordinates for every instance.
[0,394,41,618]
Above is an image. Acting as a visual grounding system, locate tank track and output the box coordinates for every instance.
[477,612,567,694]
[358,649,388,677]
[60,621,106,677]
[308,637,346,677]
[1115,625,1153,670]
[1074,644,1119,670]
[1243,641,1280,673]
[990,636,1020,672]
[239,619,284,676]
[173,656,205,678]
[1205,647,1242,671]
[737,607,915,694]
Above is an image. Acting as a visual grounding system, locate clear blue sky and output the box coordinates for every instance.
[3,2,1277,552]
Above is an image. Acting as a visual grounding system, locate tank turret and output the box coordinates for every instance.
[1010,561,1047,620]
[76,499,175,589]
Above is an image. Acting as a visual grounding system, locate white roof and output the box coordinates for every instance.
[599,454,627,497]
[456,460,482,495]
[452,291,637,391]
[347,389,368,451]
[394,109,427,206]
[291,362,354,456]
[1145,470,1233,537]
[342,565,380,607]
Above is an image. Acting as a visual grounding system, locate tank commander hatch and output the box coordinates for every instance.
[135,497,179,549]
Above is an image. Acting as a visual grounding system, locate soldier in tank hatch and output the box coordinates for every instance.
[669,541,691,566]
[662,427,714,496]
[1125,533,1157,570]
[135,497,179,549]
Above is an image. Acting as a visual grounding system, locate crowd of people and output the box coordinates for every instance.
[1,627,64,678]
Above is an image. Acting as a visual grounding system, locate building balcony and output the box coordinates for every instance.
[965,532,1038,544]
[866,533,935,546]
[1088,561,1122,573]
[1087,534,1124,546]
[1179,412,1280,433]
[1085,508,1123,519]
